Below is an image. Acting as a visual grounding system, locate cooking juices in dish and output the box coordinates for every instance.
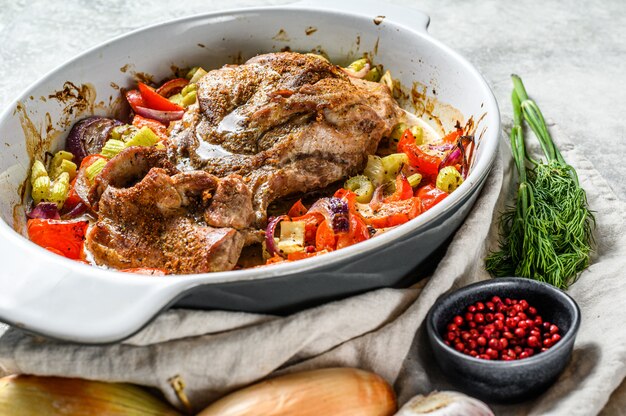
[24,52,475,275]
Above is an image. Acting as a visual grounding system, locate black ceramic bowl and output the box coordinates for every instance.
[426,277,581,403]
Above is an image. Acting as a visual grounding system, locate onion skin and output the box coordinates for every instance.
[65,116,123,164]
[0,375,180,416]
[308,197,349,233]
[198,368,396,416]
[135,106,184,123]
[369,185,386,211]
[439,147,462,171]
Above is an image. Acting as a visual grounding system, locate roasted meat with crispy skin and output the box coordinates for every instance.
[85,147,254,274]
[169,52,403,223]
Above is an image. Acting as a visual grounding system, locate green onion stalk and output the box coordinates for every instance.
[485,75,595,289]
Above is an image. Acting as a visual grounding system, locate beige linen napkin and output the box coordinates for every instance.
[0,125,624,415]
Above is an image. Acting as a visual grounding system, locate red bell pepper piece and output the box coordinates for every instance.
[287,199,309,217]
[398,129,442,177]
[336,212,370,249]
[28,219,89,260]
[365,198,421,229]
[287,251,325,261]
[265,254,286,265]
[138,82,184,112]
[416,185,448,212]
[62,177,83,212]
[291,212,324,245]
[441,128,463,144]
[132,115,168,141]
[384,174,413,203]
[155,78,189,97]
[333,188,357,211]
[315,219,337,251]
[125,89,145,113]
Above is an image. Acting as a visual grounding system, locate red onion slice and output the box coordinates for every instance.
[63,202,88,219]
[135,106,184,123]
[265,215,289,257]
[429,143,455,152]
[369,185,386,211]
[439,147,462,171]
[309,197,349,233]
[27,202,60,220]
[65,117,123,164]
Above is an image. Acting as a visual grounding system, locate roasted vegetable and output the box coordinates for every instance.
[101,139,126,158]
[30,156,72,208]
[345,175,374,203]
[363,155,386,187]
[398,130,441,177]
[187,66,207,83]
[407,173,422,188]
[138,82,184,112]
[381,153,409,183]
[126,84,184,123]
[85,158,107,182]
[132,115,168,141]
[27,202,60,220]
[277,221,306,254]
[49,150,77,180]
[197,368,396,416]
[364,66,382,82]
[436,166,464,193]
[27,218,89,259]
[124,126,160,148]
[47,172,71,207]
[0,375,180,416]
[30,160,50,204]
[65,116,123,164]
[384,174,413,203]
[416,185,447,212]
[343,58,371,78]
[156,77,189,97]
[391,123,423,145]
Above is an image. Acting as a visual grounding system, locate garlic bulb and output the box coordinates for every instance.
[395,391,493,416]
[198,367,396,416]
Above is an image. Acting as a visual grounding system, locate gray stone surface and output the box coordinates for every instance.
[1,0,623,199]
[0,0,623,413]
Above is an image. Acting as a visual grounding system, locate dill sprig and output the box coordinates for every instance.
[485,75,595,289]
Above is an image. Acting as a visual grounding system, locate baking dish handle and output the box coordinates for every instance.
[290,0,430,33]
[0,228,189,343]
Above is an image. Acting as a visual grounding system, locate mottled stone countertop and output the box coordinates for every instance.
[0,0,624,413]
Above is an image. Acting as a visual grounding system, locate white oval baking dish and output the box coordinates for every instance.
[0,0,499,343]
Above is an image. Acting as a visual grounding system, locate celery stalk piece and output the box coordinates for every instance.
[344,175,374,203]
[85,158,107,182]
[436,166,463,193]
[101,139,126,159]
[381,153,409,183]
[124,127,159,148]
[48,172,70,208]
[407,173,422,188]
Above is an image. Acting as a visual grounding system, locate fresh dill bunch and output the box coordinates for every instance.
[485,75,595,289]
